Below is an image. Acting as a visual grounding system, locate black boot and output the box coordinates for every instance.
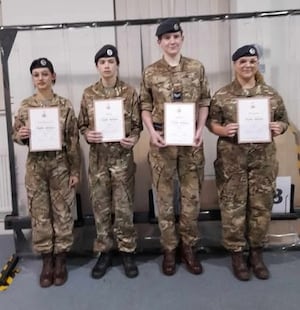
[40,253,54,288]
[248,247,270,280]
[54,252,68,286]
[120,252,139,278]
[91,252,112,279]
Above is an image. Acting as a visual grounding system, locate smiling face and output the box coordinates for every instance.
[234,56,259,83]
[158,31,184,58]
[31,68,56,91]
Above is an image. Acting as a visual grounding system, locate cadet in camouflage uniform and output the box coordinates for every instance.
[207,45,289,281]
[12,58,80,288]
[78,45,142,279]
[140,19,211,276]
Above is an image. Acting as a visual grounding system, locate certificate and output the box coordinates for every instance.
[94,98,125,142]
[237,98,271,143]
[164,102,195,146]
[29,107,61,152]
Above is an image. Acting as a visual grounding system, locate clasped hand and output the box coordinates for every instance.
[85,130,135,148]
[18,126,30,139]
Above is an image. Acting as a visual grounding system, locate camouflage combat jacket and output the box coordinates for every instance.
[12,93,81,177]
[78,78,142,145]
[140,56,211,124]
[208,79,289,137]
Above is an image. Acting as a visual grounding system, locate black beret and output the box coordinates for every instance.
[156,18,182,37]
[232,45,259,61]
[94,44,120,65]
[30,58,54,74]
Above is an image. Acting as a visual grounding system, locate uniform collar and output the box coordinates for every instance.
[32,92,58,107]
[231,79,263,97]
[161,55,185,72]
[93,78,122,97]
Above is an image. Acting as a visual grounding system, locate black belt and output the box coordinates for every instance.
[153,122,163,131]
[220,136,238,144]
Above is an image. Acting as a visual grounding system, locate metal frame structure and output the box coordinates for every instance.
[1,10,300,251]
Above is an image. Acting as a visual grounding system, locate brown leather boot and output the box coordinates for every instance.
[248,247,270,280]
[231,251,250,281]
[53,252,68,286]
[40,253,54,288]
[180,243,203,275]
[162,250,176,276]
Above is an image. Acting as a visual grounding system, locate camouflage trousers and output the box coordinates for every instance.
[149,145,204,251]
[25,153,75,254]
[89,146,137,253]
[214,140,278,252]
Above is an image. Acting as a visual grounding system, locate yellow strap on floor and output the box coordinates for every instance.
[0,275,14,291]
[0,255,20,291]
[0,269,20,291]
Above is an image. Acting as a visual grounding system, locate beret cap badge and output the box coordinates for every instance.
[249,48,256,55]
[106,49,113,56]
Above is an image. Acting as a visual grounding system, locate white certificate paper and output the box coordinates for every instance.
[29,107,61,152]
[164,102,195,146]
[237,98,271,143]
[94,98,125,142]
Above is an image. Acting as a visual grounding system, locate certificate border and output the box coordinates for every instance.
[29,107,62,152]
[164,102,195,146]
[237,97,272,144]
[94,98,125,142]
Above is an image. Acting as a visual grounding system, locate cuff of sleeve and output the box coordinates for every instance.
[140,104,153,112]
[198,99,210,107]
[70,171,80,178]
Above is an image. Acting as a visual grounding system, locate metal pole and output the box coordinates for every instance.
[0,29,18,216]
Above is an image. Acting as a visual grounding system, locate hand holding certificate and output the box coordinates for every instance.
[94,98,125,142]
[237,98,271,143]
[29,107,62,152]
[164,102,195,146]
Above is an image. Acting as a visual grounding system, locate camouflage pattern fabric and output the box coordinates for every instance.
[140,56,211,251]
[12,94,81,254]
[149,146,204,250]
[207,79,289,252]
[140,56,211,120]
[78,78,142,253]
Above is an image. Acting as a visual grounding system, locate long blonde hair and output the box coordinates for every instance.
[255,71,265,84]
